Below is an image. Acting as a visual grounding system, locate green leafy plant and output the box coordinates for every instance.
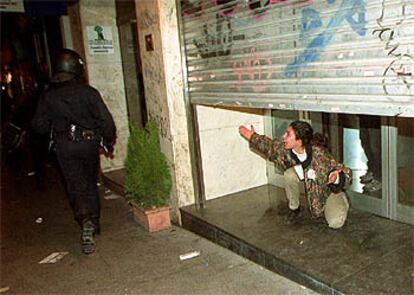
[124,119,172,209]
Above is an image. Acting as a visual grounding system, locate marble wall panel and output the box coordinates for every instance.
[171,134,197,206]
[87,63,123,84]
[197,106,265,131]
[197,106,268,199]
[158,1,196,213]
[203,157,267,199]
[159,0,188,137]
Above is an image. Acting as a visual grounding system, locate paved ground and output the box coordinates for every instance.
[0,160,318,295]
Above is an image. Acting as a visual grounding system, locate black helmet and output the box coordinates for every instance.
[51,49,84,83]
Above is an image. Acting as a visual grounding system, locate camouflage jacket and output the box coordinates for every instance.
[249,133,352,218]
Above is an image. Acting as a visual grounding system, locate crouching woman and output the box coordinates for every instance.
[239,120,352,229]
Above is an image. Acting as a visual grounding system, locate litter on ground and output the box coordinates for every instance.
[39,252,69,264]
[179,251,200,261]
[104,193,121,200]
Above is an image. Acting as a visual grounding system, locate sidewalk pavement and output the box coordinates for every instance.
[0,164,317,294]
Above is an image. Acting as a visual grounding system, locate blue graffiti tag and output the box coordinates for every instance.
[285,0,367,77]
[300,7,322,40]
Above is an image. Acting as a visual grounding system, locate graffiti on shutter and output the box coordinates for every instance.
[180,0,414,116]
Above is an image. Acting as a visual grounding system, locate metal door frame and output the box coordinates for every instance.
[388,118,414,224]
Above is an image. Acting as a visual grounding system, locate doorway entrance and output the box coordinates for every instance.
[115,0,147,130]
[271,111,414,225]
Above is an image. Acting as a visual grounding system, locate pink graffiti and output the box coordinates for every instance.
[214,0,240,17]
[232,47,272,93]
[269,0,313,8]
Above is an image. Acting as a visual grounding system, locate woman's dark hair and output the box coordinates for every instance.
[290,120,329,148]
[290,120,313,146]
[311,132,329,149]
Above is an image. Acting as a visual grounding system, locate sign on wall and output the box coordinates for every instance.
[87,25,114,55]
[0,0,24,12]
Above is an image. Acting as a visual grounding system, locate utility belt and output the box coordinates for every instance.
[56,124,100,142]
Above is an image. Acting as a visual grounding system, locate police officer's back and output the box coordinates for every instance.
[32,49,116,254]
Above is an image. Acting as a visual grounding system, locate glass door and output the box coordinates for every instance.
[336,114,414,225]
[333,114,388,217]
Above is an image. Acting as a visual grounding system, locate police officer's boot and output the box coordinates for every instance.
[91,216,100,235]
[81,220,96,254]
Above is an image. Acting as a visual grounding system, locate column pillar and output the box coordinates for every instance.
[135,1,195,223]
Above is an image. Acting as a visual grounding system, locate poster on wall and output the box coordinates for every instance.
[87,25,114,55]
[0,0,25,12]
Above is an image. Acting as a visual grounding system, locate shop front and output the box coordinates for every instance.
[178,2,413,293]
[178,0,414,224]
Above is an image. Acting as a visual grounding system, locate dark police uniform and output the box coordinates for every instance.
[32,49,116,254]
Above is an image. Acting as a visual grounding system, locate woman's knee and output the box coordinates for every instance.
[324,193,349,229]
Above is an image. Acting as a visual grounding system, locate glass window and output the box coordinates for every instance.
[326,114,382,197]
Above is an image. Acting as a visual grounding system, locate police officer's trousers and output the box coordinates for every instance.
[56,139,100,227]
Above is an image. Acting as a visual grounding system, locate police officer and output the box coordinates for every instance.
[32,49,116,254]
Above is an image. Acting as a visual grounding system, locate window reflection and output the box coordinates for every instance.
[328,114,382,197]
[358,115,382,194]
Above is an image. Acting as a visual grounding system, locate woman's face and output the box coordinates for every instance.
[283,126,302,150]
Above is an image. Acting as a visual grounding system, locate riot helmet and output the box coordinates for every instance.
[51,49,84,83]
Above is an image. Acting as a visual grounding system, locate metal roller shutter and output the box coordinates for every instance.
[179,0,414,117]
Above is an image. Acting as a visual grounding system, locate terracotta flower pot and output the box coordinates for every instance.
[130,202,171,232]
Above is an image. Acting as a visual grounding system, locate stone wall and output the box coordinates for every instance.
[197,106,268,199]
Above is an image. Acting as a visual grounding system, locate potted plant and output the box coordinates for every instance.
[124,119,172,232]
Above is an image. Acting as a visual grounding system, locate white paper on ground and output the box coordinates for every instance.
[39,252,69,264]
[104,193,121,200]
[179,251,200,261]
